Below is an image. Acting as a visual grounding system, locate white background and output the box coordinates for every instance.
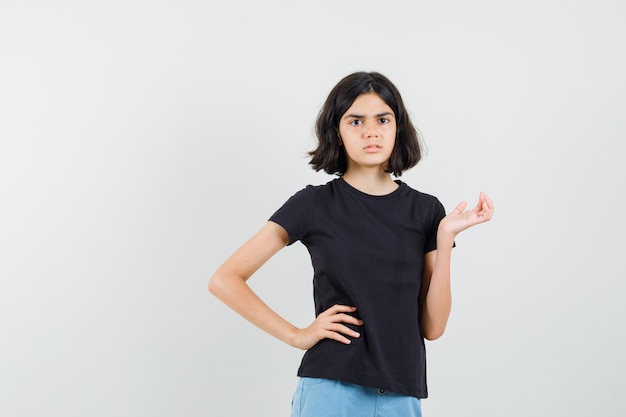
[1,1,624,416]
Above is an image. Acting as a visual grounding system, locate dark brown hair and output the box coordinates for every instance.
[309,71,422,177]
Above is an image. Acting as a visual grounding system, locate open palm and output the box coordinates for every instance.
[439,192,494,236]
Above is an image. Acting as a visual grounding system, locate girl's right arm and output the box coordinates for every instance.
[209,221,362,350]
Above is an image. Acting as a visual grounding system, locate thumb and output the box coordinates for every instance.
[453,200,468,214]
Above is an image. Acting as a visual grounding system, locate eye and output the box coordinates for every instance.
[349,119,362,126]
[379,117,389,124]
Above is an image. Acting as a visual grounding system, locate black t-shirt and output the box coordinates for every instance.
[269,177,448,398]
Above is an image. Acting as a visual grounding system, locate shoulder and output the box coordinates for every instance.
[398,182,448,223]
[399,181,442,205]
[269,180,337,244]
[292,178,343,198]
[283,180,331,201]
[272,179,338,213]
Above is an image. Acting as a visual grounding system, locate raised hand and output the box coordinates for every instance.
[291,304,363,350]
[439,192,494,237]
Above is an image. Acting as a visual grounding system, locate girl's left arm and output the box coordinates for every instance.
[419,192,494,340]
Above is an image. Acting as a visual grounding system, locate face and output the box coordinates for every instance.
[338,92,396,173]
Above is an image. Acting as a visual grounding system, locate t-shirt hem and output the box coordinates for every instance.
[297,370,428,399]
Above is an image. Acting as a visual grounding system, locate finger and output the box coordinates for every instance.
[478,192,493,208]
[478,199,488,214]
[321,325,360,344]
[329,313,363,326]
[479,193,494,219]
[325,323,361,338]
[483,193,494,211]
[320,304,357,317]
[323,330,352,345]
[453,200,467,214]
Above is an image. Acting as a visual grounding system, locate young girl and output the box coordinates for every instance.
[209,71,494,417]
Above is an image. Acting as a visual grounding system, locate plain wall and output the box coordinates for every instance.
[1,1,624,416]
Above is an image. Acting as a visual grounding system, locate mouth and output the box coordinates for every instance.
[363,144,382,153]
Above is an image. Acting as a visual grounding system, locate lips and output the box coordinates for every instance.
[363,144,382,153]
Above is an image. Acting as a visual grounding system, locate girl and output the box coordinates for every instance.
[209,71,494,417]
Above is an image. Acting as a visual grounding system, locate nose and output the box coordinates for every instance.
[363,120,379,138]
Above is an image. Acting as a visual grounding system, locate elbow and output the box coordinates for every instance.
[208,273,224,298]
[420,309,450,341]
[421,324,446,341]
[208,271,244,300]
[423,330,444,341]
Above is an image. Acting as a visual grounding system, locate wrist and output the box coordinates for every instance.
[284,325,302,349]
[436,227,456,247]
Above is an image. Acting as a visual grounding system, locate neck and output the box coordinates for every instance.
[341,169,398,196]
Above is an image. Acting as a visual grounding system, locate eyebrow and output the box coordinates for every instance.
[343,112,394,120]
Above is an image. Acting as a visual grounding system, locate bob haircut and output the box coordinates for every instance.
[309,71,422,177]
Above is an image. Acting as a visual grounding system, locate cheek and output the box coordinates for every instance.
[338,126,350,143]
[342,141,359,156]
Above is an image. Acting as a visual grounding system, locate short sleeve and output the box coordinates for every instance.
[423,197,455,253]
[268,186,316,245]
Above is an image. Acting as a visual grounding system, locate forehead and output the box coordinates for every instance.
[344,92,394,115]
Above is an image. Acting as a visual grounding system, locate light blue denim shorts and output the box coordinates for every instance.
[290,377,422,417]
